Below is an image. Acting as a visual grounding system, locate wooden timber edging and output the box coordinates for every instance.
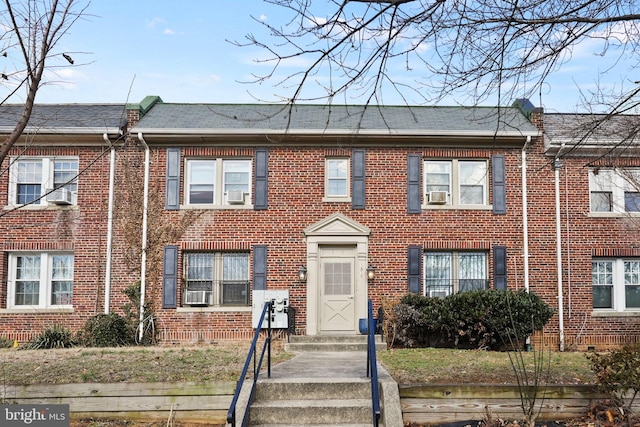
[400,384,640,425]
[2,381,236,424]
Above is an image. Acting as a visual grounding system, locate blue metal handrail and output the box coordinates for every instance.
[227,300,272,427]
[366,299,381,427]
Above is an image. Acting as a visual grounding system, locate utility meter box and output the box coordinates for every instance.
[252,290,289,329]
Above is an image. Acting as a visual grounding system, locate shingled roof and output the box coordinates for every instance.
[0,104,127,134]
[132,103,539,140]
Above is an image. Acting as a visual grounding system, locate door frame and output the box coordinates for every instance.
[303,213,371,335]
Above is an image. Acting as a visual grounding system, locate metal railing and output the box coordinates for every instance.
[366,299,381,427]
[227,300,272,427]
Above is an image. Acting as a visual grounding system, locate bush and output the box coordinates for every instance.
[26,325,77,349]
[394,289,554,350]
[0,336,13,348]
[587,343,640,410]
[80,313,135,347]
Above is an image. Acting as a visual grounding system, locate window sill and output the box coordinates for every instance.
[180,204,254,210]
[589,212,640,218]
[177,306,252,313]
[592,310,640,317]
[3,204,78,211]
[322,196,352,203]
[422,204,493,211]
[0,307,74,313]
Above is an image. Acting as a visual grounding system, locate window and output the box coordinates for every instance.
[424,160,487,206]
[424,252,488,297]
[592,259,640,311]
[9,157,78,206]
[325,158,350,199]
[7,253,73,309]
[185,159,251,206]
[590,168,640,213]
[184,252,250,306]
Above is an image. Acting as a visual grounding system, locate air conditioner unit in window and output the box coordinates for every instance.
[227,190,245,204]
[185,290,211,305]
[46,188,73,205]
[429,290,449,299]
[428,191,448,204]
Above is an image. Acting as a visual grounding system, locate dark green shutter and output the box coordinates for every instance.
[408,245,422,293]
[492,154,506,214]
[352,148,366,209]
[493,245,507,290]
[253,245,267,290]
[162,245,178,308]
[407,154,421,213]
[165,148,181,210]
[254,148,268,210]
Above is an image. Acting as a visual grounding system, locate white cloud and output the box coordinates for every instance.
[146,17,164,29]
[259,14,267,22]
[163,28,176,35]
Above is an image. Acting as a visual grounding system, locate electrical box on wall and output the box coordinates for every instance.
[252,290,289,329]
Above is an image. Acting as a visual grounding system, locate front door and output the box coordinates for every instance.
[319,246,356,333]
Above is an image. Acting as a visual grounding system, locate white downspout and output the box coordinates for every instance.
[554,157,565,351]
[522,136,531,292]
[103,134,116,314]
[137,132,150,342]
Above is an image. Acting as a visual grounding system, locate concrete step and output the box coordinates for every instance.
[255,378,371,401]
[249,398,372,425]
[250,424,372,427]
[285,334,386,352]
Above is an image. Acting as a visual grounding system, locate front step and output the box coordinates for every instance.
[285,334,386,352]
[249,378,376,426]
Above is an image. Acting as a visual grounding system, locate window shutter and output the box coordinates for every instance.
[407,154,421,214]
[165,148,181,210]
[492,154,506,214]
[408,245,422,293]
[254,148,268,210]
[162,245,178,308]
[253,245,267,290]
[493,245,507,290]
[352,148,366,209]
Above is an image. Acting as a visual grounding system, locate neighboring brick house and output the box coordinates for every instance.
[1,97,638,350]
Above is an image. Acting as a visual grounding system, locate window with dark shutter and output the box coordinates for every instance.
[254,148,268,210]
[408,245,422,293]
[253,245,267,291]
[493,245,507,289]
[165,148,181,210]
[407,154,421,213]
[492,154,506,214]
[163,245,178,308]
[352,148,366,209]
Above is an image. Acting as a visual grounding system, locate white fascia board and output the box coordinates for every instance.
[0,126,122,135]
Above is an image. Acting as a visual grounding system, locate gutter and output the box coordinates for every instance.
[554,151,566,352]
[137,132,151,342]
[103,134,117,314]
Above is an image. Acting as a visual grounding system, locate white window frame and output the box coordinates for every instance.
[424,251,488,298]
[423,159,488,208]
[7,252,74,309]
[184,158,252,207]
[589,168,640,214]
[8,157,79,206]
[324,158,351,201]
[183,252,250,307]
[592,258,640,312]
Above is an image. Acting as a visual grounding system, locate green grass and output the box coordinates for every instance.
[377,347,596,384]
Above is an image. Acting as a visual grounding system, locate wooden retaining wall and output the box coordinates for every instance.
[2,382,236,425]
[400,384,639,425]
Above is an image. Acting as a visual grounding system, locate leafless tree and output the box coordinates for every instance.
[0,0,89,164]
[234,0,640,117]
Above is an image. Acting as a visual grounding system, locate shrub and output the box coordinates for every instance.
[80,313,135,347]
[0,336,13,348]
[26,325,76,349]
[587,343,640,410]
[394,289,554,350]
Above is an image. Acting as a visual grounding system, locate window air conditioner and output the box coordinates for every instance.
[227,190,245,204]
[185,290,211,305]
[46,188,73,205]
[429,290,449,299]
[428,191,448,204]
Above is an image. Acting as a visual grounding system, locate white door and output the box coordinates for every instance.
[319,246,356,333]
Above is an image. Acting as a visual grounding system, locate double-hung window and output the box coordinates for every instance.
[424,160,487,206]
[325,158,350,200]
[9,157,78,206]
[424,252,488,298]
[185,159,251,206]
[592,259,640,311]
[590,168,640,213]
[7,253,74,309]
[184,252,250,306]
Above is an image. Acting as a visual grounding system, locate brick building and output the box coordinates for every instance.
[0,97,638,350]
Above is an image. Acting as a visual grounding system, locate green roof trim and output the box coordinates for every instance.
[126,95,163,117]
